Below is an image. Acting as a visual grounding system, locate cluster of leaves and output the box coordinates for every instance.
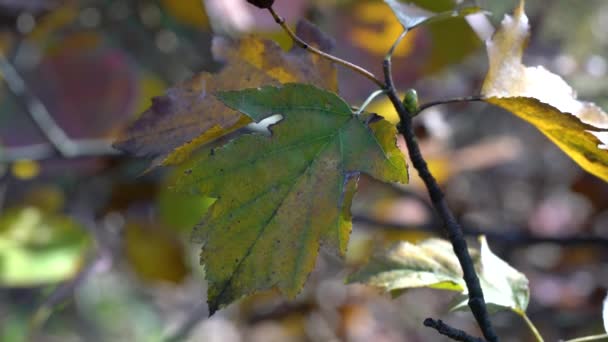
[116,0,608,329]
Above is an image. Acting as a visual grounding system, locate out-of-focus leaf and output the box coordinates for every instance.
[348,2,418,57]
[114,21,337,168]
[385,0,483,30]
[0,207,91,286]
[161,0,210,28]
[451,237,529,314]
[481,1,608,181]
[604,294,608,333]
[124,222,189,284]
[350,236,530,315]
[347,239,465,294]
[158,165,215,232]
[176,83,407,314]
[10,160,40,180]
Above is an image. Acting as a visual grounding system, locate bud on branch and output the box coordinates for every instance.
[246,0,274,9]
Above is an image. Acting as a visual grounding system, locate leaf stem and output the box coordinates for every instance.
[386,29,409,62]
[382,40,498,341]
[521,312,544,342]
[355,89,387,115]
[563,334,608,342]
[415,95,484,116]
[267,7,384,88]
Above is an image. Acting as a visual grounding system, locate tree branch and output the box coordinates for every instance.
[383,56,497,341]
[415,95,484,116]
[267,7,384,88]
[424,318,486,342]
[0,140,120,163]
[353,215,608,248]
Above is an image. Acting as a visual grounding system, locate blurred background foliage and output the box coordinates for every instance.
[0,0,607,341]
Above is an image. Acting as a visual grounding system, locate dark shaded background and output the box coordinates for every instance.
[0,0,607,341]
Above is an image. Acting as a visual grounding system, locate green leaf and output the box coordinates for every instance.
[385,0,483,30]
[350,236,530,315]
[176,83,408,314]
[481,1,608,181]
[0,207,91,286]
[347,239,466,294]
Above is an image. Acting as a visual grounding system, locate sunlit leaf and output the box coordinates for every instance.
[385,0,483,30]
[350,236,530,315]
[176,83,408,314]
[114,21,337,168]
[0,207,91,286]
[347,239,466,294]
[481,0,608,181]
[604,294,608,333]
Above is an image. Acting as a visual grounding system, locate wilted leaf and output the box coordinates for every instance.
[347,239,465,294]
[0,207,91,286]
[114,21,337,168]
[481,0,608,181]
[349,236,530,315]
[176,83,407,314]
[385,0,483,30]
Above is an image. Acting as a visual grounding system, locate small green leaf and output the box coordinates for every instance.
[177,83,408,314]
[385,0,483,30]
[0,207,91,286]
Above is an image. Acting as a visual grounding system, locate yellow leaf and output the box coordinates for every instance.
[160,0,209,28]
[482,0,608,181]
[11,160,40,180]
[350,2,417,57]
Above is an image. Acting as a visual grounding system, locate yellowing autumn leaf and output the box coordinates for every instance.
[481,0,608,181]
[176,84,407,314]
[114,21,337,168]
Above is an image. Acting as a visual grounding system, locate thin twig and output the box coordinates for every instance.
[383,42,497,341]
[164,303,209,342]
[353,215,608,248]
[424,318,486,342]
[0,55,120,161]
[386,29,409,61]
[521,312,544,342]
[0,140,120,163]
[267,7,384,88]
[0,55,76,157]
[356,89,386,115]
[415,96,484,115]
[562,334,608,342]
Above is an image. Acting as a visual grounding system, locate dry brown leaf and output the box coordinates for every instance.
[114,21,337,168]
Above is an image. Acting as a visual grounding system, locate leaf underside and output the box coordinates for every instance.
[481,0,608,181]
[176,84,407,314]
